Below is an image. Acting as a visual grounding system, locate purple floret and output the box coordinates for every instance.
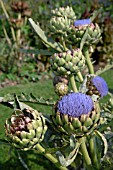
[57,92,94,117]
[91,76,108,97]
[74,18,91,26]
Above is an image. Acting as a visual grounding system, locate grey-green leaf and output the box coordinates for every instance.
[29,18,63,52]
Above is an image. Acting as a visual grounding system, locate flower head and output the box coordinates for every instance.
[5,109,47,150]
[74,18,91,26]
[91,76,108,97]
[57,92,94,117]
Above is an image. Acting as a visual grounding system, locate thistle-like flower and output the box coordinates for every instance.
[50,49,85,76]
[80,75,108,100]
[57,93,93,117]
[74,19,91,26]
[5,109,47,150]
[69,19,101,46]
[51,93,103,136]
[91,76,108,97]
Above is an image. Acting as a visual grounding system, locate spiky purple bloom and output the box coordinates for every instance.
[74,18,91,26]
[57,92,94,117]
[91,76,108,97]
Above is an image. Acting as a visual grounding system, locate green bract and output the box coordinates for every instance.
[49,16,71,37]
[5,109,47,150]
[51,6,76,20]
[69,23,101,46]
[50,49,85,76]
[51,103,103,137]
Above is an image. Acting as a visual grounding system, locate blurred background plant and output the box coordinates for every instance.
[0,0,113,85]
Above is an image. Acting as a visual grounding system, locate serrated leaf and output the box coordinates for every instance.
[56,142,80,167]
[18,92,56,106]
[0,93,56,108]
[29,18,63,52]
[95,130,108,157]
[0,93,14,102]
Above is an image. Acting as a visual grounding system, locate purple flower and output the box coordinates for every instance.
[91,76,108,97]
[57,92,94,117]
[74,18,91,26]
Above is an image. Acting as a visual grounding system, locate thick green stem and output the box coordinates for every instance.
[89,136,100,169]
[35,143,68,170]
[79,137,93,170]
[83,47,94,74]
[77,71,84,82]
[70,75,78,92]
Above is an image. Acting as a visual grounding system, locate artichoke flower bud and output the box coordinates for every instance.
[53,76,69,87]
[69,19,101,46]
[50,49,85,76]
[51,92,103,137]
[80,75,108,101]
[5,109,47,150]
[55,82,68,96]
[49,16,71,36]
[51,6,76,20]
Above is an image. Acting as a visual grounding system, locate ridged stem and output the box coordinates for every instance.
[35,143,68,170]
[83,47,94,74]
[79,137,93,170]
[70,75,78,92]
[16,13,21,45]
[2,25,12,46]
[77,71,84,82]
[89,135,100,169]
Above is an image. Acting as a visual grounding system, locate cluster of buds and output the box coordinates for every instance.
[49,16,71,37]
[51,6,76,20]
[50,49,85,76]
[69,19,101,46]
[11,1,31,17]
[51,92,104,137]
[49,6,76,37]
[5,109,47,150]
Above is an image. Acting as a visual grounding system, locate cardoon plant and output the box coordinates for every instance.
[0,5,113,170]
